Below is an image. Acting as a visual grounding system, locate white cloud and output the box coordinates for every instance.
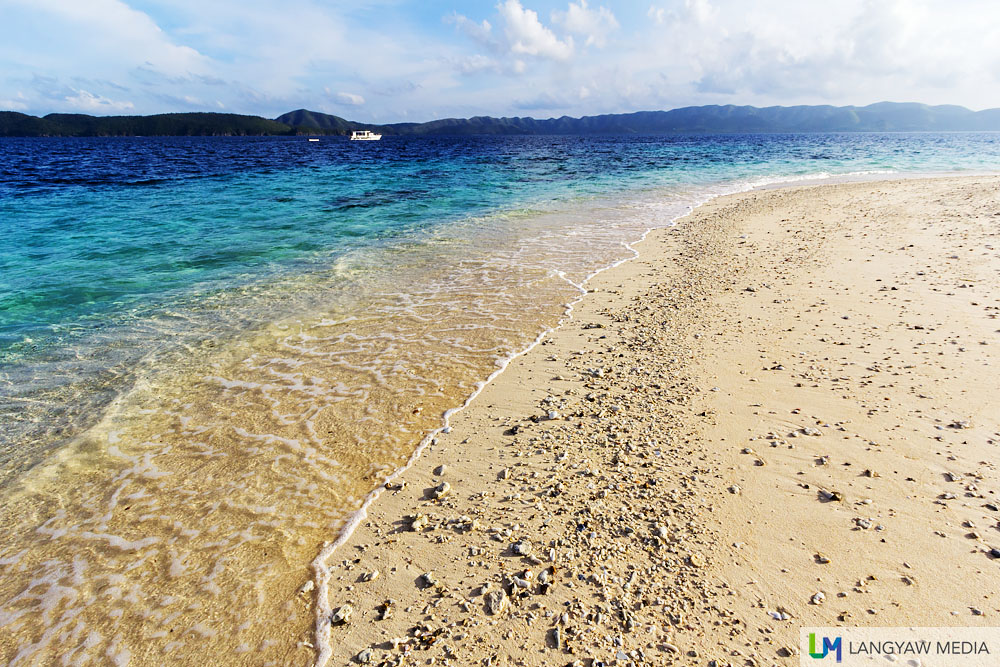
[552,0,618,48]
[497,0,573,61]
[449,1,578,76]
[0,0,459,117]
[685,0,717,25]
[0,96,28,111]
[623,0,1000,112]
[4,0,1000,120]
[447,13,495,46]
[455,54,500,74]
[336,92,365,106]
[64,88,135,112]
[646,0,714,28]
[8,0,210,78]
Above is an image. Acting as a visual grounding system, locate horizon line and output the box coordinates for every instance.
[3,100,999,124]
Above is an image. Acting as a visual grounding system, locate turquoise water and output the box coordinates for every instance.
[0,132,998,664]
[5,133,999,457]
[4,134,997,348]
[5,134,998,337]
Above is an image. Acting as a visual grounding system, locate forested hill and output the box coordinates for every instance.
[4,102,1000,137]
[280,102,1000,136]
[0,112,293,137]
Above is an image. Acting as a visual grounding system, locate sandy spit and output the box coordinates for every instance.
[305,176,1000,666]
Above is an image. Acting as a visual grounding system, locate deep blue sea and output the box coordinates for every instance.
[0,132,998,663]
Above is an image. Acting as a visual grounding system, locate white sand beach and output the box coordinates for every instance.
[311,176,1000,666]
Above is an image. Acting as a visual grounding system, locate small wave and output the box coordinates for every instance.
[736,169,899,192]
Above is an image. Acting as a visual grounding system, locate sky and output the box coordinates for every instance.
[1,0,999,122]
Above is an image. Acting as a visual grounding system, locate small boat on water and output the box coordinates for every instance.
[350,130,382,141]
[308,138,320,142]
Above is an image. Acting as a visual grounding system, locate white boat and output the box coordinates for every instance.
[308,138,320,142]
[350,130,382,141]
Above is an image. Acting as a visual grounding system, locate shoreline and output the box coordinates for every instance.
[311,174,1000,666]
[310,185,677,667]
[308,168,966,637]
[309,172,761,663]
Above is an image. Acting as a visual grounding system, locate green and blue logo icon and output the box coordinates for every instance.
[808,633,843,662]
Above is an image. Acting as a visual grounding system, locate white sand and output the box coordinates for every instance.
[309,176,1000,666]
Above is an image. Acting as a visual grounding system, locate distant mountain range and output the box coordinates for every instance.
[0,112,290,137]
[4,102,1000,137]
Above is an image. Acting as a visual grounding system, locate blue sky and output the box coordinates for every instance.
[1,0,998,121]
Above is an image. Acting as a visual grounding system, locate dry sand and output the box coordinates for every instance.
[305,176,1000,666]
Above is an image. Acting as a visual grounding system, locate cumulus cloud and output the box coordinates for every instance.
[552,0,618,48]
[497,0,573,60]
[449,0,579,76]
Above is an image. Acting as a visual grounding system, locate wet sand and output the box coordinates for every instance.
[311,175,1000,666]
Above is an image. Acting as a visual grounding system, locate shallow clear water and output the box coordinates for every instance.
[1,132,998,664]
